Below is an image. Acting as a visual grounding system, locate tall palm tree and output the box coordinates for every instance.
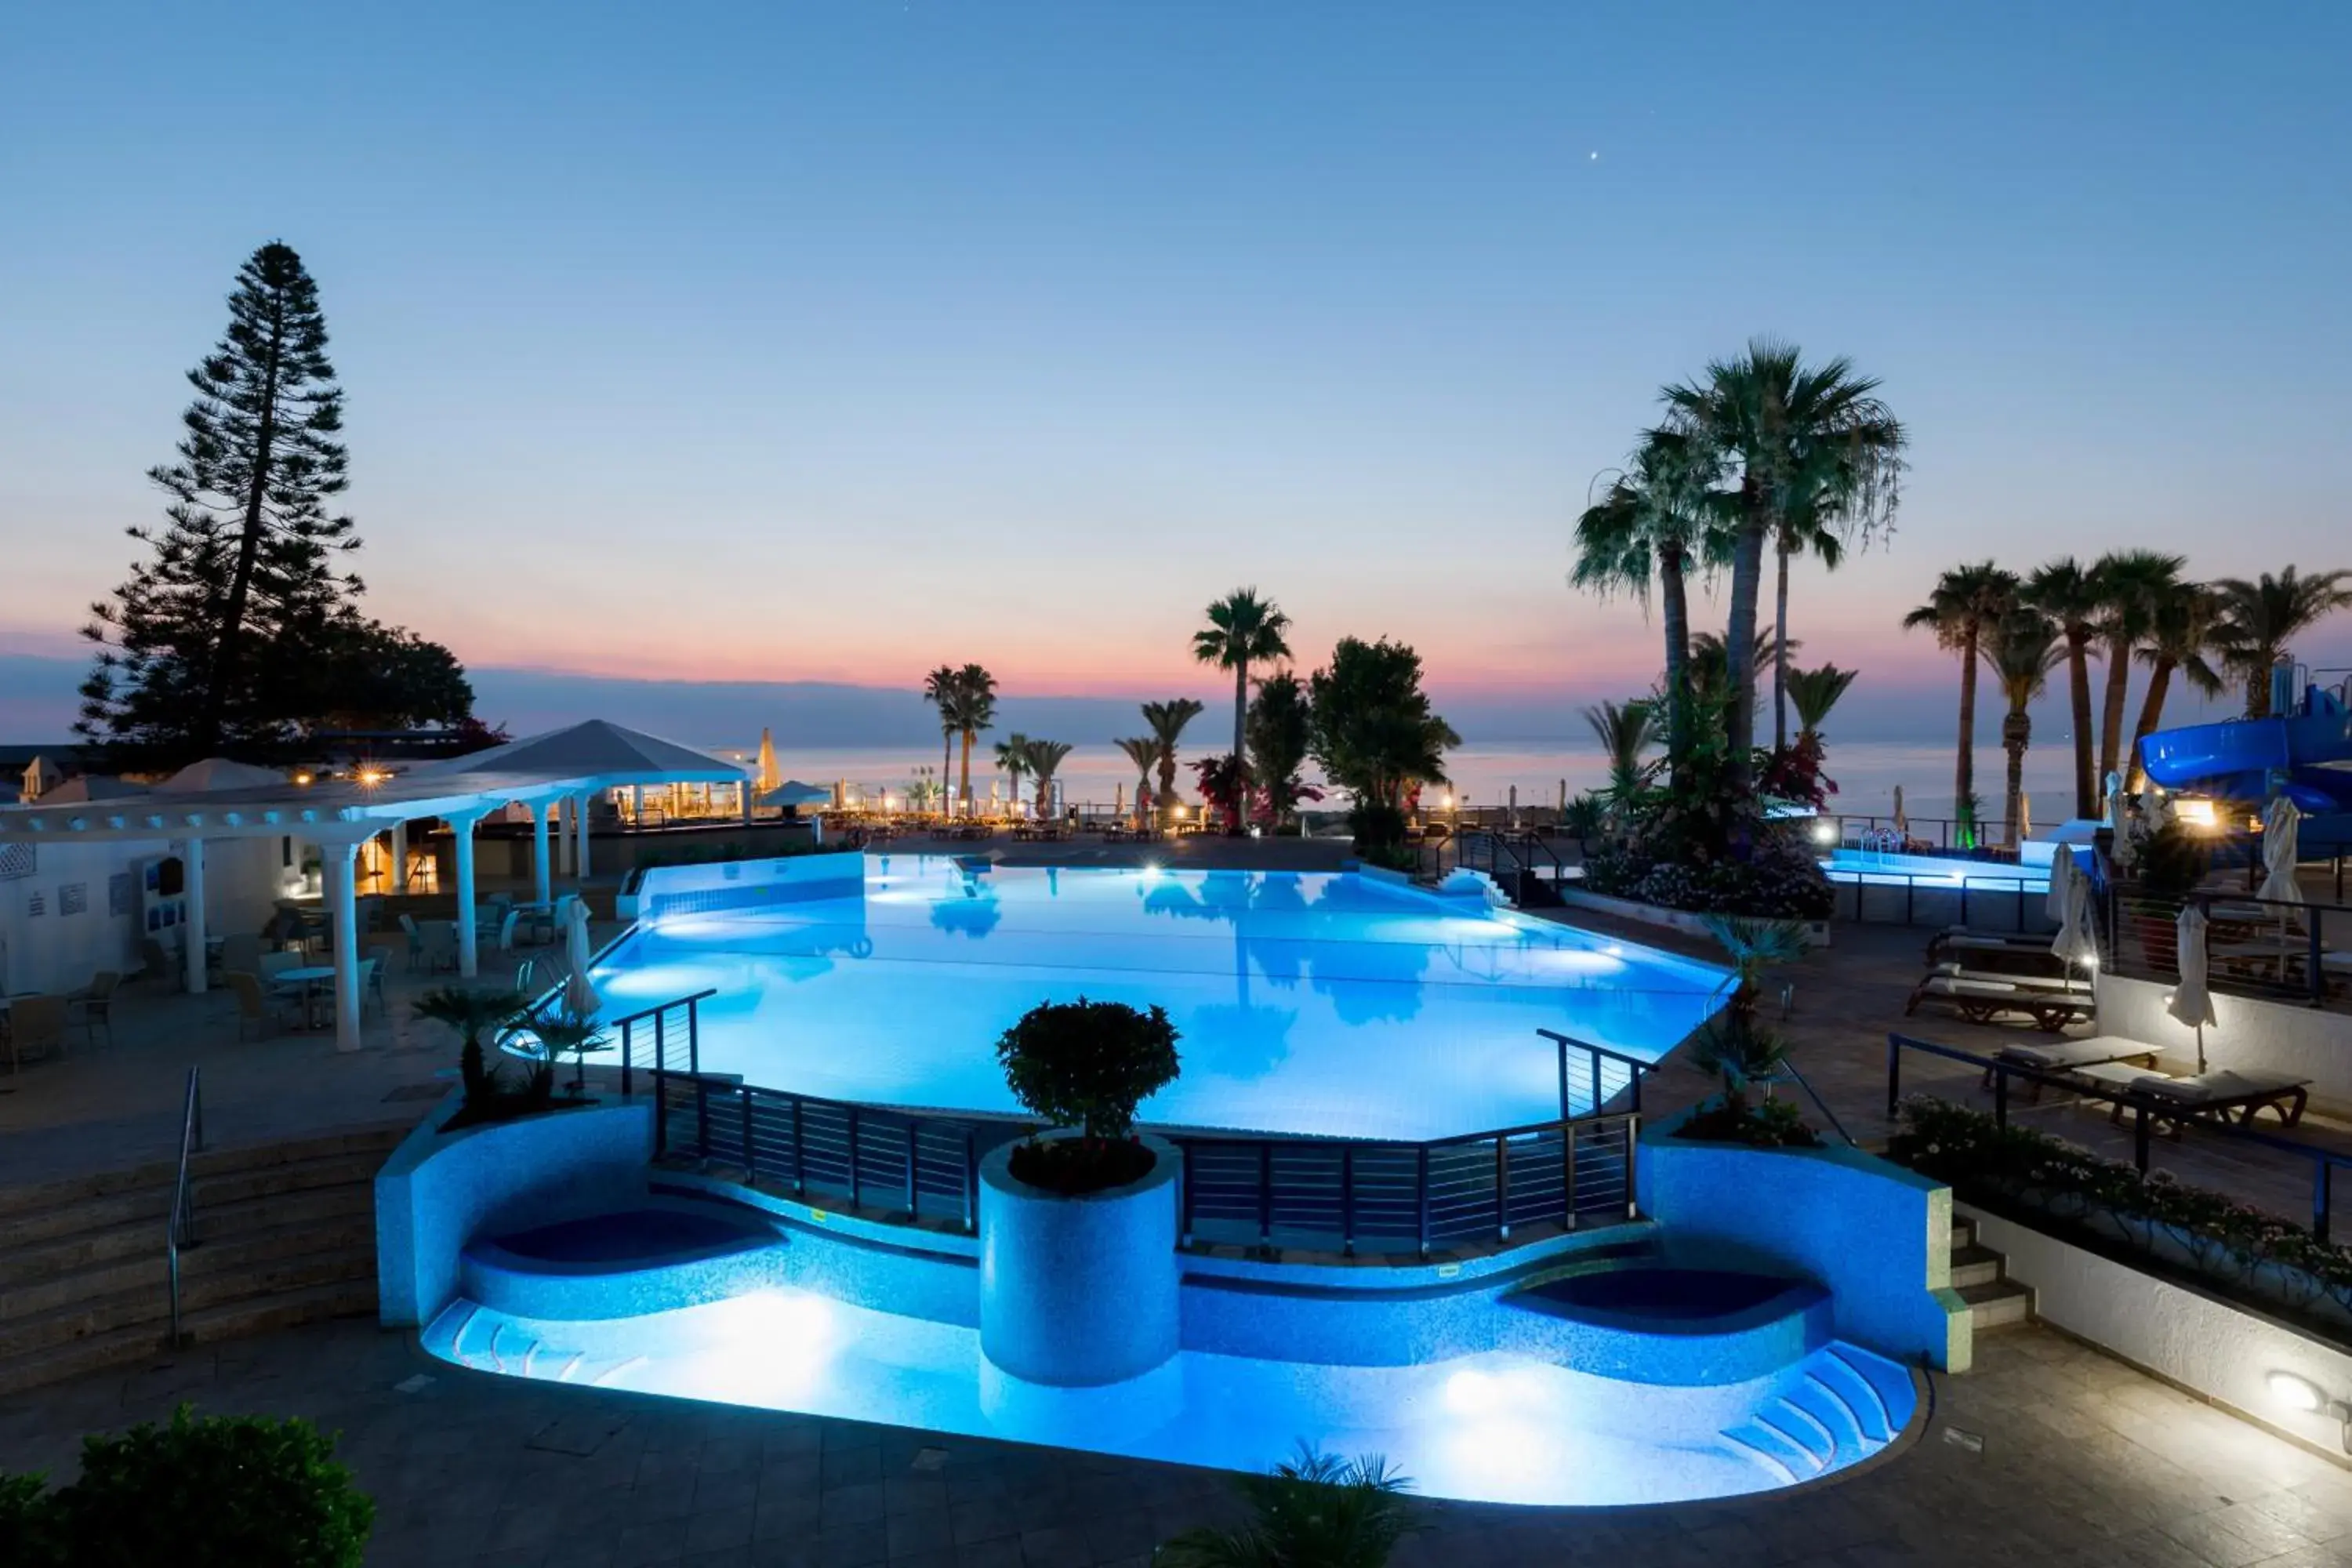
[1141,698,1206,826]
[1571,428,1730,764]
[1981,612,2064,849]
[920,665,959,797]
[1688,627,1790,711]
[1194,589,1292,808]
[1902,562,2018,845]
[940,663,997,816]
[2092,550,2188,786]
[2125,581,2226,790]
[2020,558,2107,818]
[1115,736,1160,826]
[1018,738,1074,817]
[2210,568,2352,717]
[1582,699,1659,818]
[1661,339,1907,798]
[1784,663,1858,746]
[993,731,1029,815]
[1769,501,1847,750]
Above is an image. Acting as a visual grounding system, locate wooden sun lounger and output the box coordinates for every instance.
[1905,973,2094,1033]
[2076,1065,2312,1131]
[1928,960,2086,993]
[1926,927,2055,964]
[1984,1035,2162,1101]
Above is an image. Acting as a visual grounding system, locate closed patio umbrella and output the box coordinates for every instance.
[2102,770,2122,826]
[2050,852,2097,970]
[2169,903,2216,1072]
[1891,785,1907,837]
[2259,797,2304,907]
[2018,792,2032,842]
[563,900,601,1018]
[2045,844,2074,924]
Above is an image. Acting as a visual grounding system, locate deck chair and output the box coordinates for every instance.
[1988,1036,2161,1102]
[358,956,387,1018]
[224,971,289,1040]
[2118,1068,2311,1130]
[1905,973,2095,1033]
[5,994,68,1073]
[219,931,265,976]
[68,971,121,1046]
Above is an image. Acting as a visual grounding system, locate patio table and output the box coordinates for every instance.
[271,965,339,1029]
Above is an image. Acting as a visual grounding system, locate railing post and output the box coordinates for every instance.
[653,1068,669,1159]
[1416,1145,1431,1258]
[1624,1116,1639,1218]
[1555,1034,1569,1120]
[848,1105,862,1210]
[688,999,701,1076]
[791,1096,807,1196]
[693,1076,710,1161]
[1589,1051,1602,1116]
[1886,1033,1902,1116]
[1994,1066,2009,1133]
[1561,1120,1577,1231]
[906,1119,920,1218]
[1257,1142,1273,1247]
[1180,1141,1196,1247]
[1907,877,1915,926]
[963,1131,978,1233]
[741,1087,756,1181]
[2132,1104,2151,1173]
[621,1018,634,1098]
[1341,1145,1356,1257]
[1494,1134,1511,1240]
[2317,1160,2334,1245]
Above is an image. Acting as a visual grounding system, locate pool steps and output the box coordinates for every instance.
[1719,1345,1905,1486]
[1949,1216,2033,1330]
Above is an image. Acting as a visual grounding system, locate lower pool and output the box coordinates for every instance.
[1820,847,2049,893]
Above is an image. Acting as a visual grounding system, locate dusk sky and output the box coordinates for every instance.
[5,2,2349,746]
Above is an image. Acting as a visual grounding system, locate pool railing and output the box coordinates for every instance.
[620,1017,1654,1259]
[2102,882,2352,1016]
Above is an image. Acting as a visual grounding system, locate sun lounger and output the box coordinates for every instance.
[1905,973,2094,1033]
[1926,927,2057,964]
[2097,1067,2312,1130]
[1985,1036,2161,1101]
[1929,961,2089,995]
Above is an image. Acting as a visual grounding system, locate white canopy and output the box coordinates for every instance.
[37,775,150,804]
[156,757,285,794]
[762,780,832,808]
[413,719,744,785]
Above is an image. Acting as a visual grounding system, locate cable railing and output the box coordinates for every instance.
[605,989,719,1097]
[1826,813,2020,853]
[1827,867,2053,933]
[2103,883,2350,1014]
[635,1026,1654,1258]
[1884,1032,2352,1240]
[165,1066,202,1345]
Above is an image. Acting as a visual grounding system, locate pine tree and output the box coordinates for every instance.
[80,241,363,765]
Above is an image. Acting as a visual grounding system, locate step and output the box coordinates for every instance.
[0,1279,378,1398]
[0,1243,376,1360]
[1949,1243,2005,1290]
[1958,1279,2033,1329]
[0,1181,376,1290]
[1950,1216,1976,1251]
[0,1148,391,1249]
[0,1123,408,1221]
[0,1210,376,1321]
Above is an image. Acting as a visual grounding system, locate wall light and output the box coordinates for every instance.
[2267,1370,2352,1450]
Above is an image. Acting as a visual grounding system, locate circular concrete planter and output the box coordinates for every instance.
[978,1132,1181,1387]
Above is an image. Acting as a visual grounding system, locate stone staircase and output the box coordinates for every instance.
[1950,1213,2032,1331]
[0,1125,405,1395]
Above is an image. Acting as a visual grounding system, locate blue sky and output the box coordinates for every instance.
[3,2,2348,745]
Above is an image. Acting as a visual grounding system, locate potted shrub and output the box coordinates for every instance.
[995,996,1180,1194]
[1675,916,1821,1149]
[1160,1446,1421,1568]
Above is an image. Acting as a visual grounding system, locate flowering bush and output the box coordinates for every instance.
[1888,1098,2352,1333]
[1583,827,1832,920]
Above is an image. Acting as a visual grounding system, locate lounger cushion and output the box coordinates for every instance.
[2125,1069,2309,1105]
[1998,1037,2154,1071]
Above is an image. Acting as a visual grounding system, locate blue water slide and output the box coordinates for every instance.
[2137,688,2352,816]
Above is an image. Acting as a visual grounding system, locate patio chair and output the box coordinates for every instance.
[358,956,386,1018]
[397,913,426,971]
[257,950,301,983]
[1904,972,2094,1033]
[419,920,460,974]
[492,908,523,951]
[219,931,265,976]
[224,971,286,1040]
[68,971,121,1047]
[140,938,178,992]
[5,994,68,1073]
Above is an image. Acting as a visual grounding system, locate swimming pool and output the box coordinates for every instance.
[1820,847,2050,893]
[588,859,1726,1140]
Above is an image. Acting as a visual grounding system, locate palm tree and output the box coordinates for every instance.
[2092,550,2189,786]
[1982,611,2063,848]
[1902,562,2018,844]
[2020,558,2106,818]
[920,665,959,797]
[1784,662,1858,746]
[1159,1446,1420,1568]
[1194,589,1292,815]
[1661,340,1907,798]
[1769,501,1848,750]
[1141,698,1206,826]
[1571,428,1730,764]
[1688,627,1789,711]
[2211,568,2352,717]
[1017,738,1073,817]
[941,663,997,816]
[1582,699,1659,818]
[1115,736,1160,826]
[2125,582,2226,790]
[1693,916,1812,1112]
[993,731,1029,815]
[412,985,529,1102]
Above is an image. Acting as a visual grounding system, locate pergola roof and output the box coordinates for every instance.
[0,719,747,845]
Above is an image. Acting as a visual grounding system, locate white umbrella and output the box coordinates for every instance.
[2044,844,2075,924]
[2050,852,2098,969]
[1892,785,1907,838]
[563,900,601,1018]
[2259,797,2304,907]
[2018,791,2032,842]
[1114,782,1125,817]
[2102,770,2122,827]
[1508,783,1519,829]
[2168,904,2215,1071]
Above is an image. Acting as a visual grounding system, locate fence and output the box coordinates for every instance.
[2103,883,2350,1014]
[1885,1031,2352,1240]
[629,1016,1653,1258]
[1828,871,2054,934]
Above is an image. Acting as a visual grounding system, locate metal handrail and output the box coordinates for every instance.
[165,1066,202,1344]
[1884,1031,2352,1240]
[2103,881,2347,1011]
[1777,1058,1855,1146]
[1828,863,2050,932]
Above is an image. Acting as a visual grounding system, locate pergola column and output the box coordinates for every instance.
[453,813,482,978]
[181,837,207,995]
[532,801,553,906]
[324,840,362,1052]
[573,792,591,880]
[387,821,408,892]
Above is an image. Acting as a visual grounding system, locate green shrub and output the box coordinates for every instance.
[1160,1445,1421,1568]
[3,1406,372,1568]
[997,997,1180,1193]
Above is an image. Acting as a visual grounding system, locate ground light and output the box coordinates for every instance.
[2266,1370,2352,1451]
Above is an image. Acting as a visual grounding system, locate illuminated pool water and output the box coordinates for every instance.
[1820,848,2050,893]
[590,861,1726,1139]
[426,1283,1918,1508]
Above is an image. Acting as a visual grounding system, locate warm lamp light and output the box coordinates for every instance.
[293,771,313,786]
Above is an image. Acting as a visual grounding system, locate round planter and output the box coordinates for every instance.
[978,1131,1181,1387]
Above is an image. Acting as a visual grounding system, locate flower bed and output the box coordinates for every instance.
[1581,833,1833,920]
[1887,1098,2352,1346]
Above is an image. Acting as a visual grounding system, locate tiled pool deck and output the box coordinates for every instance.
[2,1316,2349,1568]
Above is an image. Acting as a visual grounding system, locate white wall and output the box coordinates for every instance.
[0,834,294,994]
[2098,971,2352,1115]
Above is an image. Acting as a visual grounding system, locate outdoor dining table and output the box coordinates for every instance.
[270,965,339,1029]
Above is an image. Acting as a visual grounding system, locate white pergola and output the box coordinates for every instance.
[0,720,747,1054]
